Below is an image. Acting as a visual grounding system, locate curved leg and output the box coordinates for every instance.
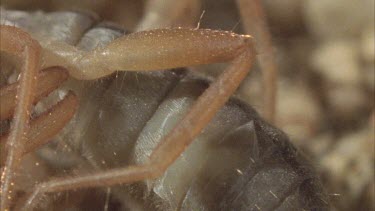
[0,25,41,211]
[236,0,278,123]
[0,66,69,121]
[0,91,78,160]
[0,28,77,209]
[22,32,256,209]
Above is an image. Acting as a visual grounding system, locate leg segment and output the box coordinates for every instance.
[0,25,41,211]
[23,29,256,210]
[236,0,278,123]
[0,27,77,209]
[41,28,252,79]
[1,91,78,161]
[0,66,69,121]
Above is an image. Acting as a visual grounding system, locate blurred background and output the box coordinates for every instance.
[1,0,374,210]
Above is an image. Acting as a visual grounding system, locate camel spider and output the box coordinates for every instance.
[0,0,281,210]
[2,23,256,211]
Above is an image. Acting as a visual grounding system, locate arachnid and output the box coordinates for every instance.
[0,1,329,210]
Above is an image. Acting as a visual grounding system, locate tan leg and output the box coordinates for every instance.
[0,28,77,209]
[0,91,78,161]
[236,0,278,123]
[22,29,256,210]
[0,25,41,211]
[0,66,69,121]
[41,28,252,79]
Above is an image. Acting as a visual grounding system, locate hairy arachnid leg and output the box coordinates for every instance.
[22,28,256,209]
[0,25,41,211]
[135,0,277,123]
[0,66,78,209]
[236,0,278,123]
[0,91,78,162]
[0,28,78,209]
[0,67,69,121]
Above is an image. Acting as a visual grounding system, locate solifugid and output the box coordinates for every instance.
[0,1,329,210]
